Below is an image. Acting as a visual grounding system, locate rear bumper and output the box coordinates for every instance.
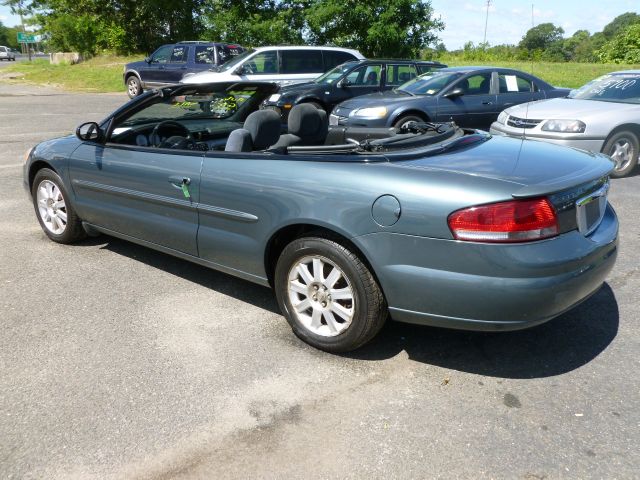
[490,123,606,153]
[354,204,618,331]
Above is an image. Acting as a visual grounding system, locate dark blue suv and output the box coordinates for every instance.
[123,41,244,98]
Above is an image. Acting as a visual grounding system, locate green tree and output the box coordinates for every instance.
[203,0,307,46]
[519,23,564,52]
[598,24,640,64]
[305,0,443,57]
[17,0,206,55]
[602,12,640,39]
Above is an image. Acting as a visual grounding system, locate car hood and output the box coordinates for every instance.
[505,97,638,120]
[279,82,320,96]
[125,60,148,70]
[339,91,429,110]
[396,134,613,195]
[181,70,232,84]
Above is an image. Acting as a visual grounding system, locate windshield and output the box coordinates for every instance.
[218,48,256,72]
[119,87,263,128]
[569,73,640,104]
[397,71,463,96]
[314,62,358,84]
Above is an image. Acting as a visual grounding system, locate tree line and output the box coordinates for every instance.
[3,1,638,64]
[440,12,640,64]
[0,0,444,58]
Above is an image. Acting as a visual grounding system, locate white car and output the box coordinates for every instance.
[0,46,16,61]
[181,46,363,86]
[491,70,640,177]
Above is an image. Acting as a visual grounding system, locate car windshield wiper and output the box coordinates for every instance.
[393,88,414,96]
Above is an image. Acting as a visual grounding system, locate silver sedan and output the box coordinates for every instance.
[491,70,640,177]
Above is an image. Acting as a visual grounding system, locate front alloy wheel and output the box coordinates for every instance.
[36,180,67,235]
[126,75,142,98]
[32,168,86,244]
[604,130,639,178]
[275,236,387,352]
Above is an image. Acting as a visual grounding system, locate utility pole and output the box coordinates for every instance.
[531,3,534,28]
[16,0,31,61]
[483,0,492,45]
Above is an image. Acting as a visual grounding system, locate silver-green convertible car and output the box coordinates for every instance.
[23,81,618,352]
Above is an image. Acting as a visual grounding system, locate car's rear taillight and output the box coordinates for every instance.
[448,198,558,243]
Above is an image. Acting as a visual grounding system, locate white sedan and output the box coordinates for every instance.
[491,70,640,177]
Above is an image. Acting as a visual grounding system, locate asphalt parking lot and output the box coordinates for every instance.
[1,82,639,479]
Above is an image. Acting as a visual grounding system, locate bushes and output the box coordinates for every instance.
[598,24,640,64]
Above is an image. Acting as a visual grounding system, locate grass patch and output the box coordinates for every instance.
[439,57,640,88]
[1,55,140,93]
[3,54,640,92]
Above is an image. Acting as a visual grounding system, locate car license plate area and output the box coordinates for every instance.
[575,183,609,236]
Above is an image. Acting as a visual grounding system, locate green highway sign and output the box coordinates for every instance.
[17,32,37,43]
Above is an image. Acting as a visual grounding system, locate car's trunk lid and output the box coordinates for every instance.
[393,134,614,197]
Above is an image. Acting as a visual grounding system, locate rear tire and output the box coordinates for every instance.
[32,168,86,244]
[274,236,387,352]
[603,130,639,178]
[126,75,142,99]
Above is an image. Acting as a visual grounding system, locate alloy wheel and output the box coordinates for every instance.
[610,138,633,173]
[36,180,67,235]
[287,255,355,336]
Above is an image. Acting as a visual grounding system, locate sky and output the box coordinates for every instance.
[1,0,639,47]
[430,0,639,49]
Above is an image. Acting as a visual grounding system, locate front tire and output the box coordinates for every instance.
[603,130,639,178]
[32,168,86,244]
[393,114,426,129]
[274,236,387,352]
[126,75,142,99]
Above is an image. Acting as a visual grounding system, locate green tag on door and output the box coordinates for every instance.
[181,182,191,199]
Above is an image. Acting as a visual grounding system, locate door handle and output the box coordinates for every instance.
[482,101,493,105]
[169,176,192,199]
[169,176,191,186]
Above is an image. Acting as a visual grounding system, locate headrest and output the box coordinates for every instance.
[243,109,282,150]
[287,104,328,144]
[225,128,252,152]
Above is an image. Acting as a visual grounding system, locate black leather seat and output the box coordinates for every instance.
[225,110,281,152]
[271,104,328,149]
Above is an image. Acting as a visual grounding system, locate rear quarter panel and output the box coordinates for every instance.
[196,151,521,280]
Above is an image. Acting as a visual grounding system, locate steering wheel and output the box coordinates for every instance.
[150,120,191,147]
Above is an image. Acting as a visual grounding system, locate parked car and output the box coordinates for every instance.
[23,81,618,352]
[330,66,570,130]
[0,46,16,61]
[181,46,364,87]
[261,59,446,120]
[491,70,640,178]
[123,41,244,98]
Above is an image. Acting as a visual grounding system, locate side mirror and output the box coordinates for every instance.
[443,87,465,98]
[338,79,351,88]
[145,56,152,63]
[76,122,102,142]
